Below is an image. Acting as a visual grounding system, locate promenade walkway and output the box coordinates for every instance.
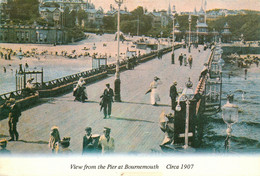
[0,46,211,154]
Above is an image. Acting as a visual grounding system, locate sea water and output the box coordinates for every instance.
[200,63,260,153]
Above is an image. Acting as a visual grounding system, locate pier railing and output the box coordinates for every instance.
[194,47,215,115]
[170,47,216,148]
[0,45,181,107]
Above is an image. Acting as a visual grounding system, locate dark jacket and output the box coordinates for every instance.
[8,104,21,123]
[178,55,183,61]
[170,85,178,99]
[82,135,93,154]
[101,88,114,104]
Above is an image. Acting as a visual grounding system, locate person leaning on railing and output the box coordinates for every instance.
[23,78,36,96]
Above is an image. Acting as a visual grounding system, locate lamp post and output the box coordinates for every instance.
[218,55,225,73]
[171,10,176,64]
[114,0,123,102]
[222,93,238,151]
[215,43,224,72]
[159,31,163,50]
[196,19,199,45]
[188,14,191,53]
[137,15,139,36]
[175,78,194,149]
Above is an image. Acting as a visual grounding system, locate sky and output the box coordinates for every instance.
[90,0,260,12]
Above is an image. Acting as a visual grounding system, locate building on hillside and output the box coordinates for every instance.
[181,0,232,44]
[39,7,64,26]
[84,8,104,28]
[146,10,169,28]
[0,24,70,44]
[40,0,93,11]
[105,4,131,16]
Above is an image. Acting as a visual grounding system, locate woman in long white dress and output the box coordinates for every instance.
[150,76,162,105]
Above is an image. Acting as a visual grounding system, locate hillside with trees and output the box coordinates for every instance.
[207,14,260,41]
[3,1,259,42]
[100,6,259,41]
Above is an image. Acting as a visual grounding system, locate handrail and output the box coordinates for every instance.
[194,47,215,115]
[0,44,182,105]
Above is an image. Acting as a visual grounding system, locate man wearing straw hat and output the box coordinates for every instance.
[98,127,115,154]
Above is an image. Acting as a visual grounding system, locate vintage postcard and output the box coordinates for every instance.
[0,0,259,175]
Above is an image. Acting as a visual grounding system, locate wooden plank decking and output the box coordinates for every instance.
[0,46,211,154]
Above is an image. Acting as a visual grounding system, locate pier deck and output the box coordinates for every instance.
[0,46,211,154]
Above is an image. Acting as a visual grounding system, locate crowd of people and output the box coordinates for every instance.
[0,98,115,155]
[0,75,186,154]
[228,54,259,68]
[48,126,114,155]
[0,44,201,155]
[0,46,98,61]
[178,53,193,68]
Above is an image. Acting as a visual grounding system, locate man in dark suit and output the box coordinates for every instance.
[169,81,178,110]
[82,127,93,154]
[100,84,114,119]
[178,53,183,66]
[4,98,21,141]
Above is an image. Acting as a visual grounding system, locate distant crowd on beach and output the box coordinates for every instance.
[228,54,259,68]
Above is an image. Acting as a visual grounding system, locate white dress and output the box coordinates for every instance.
[150,80,162,105]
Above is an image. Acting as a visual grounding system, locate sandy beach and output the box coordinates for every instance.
[0,33,167,94]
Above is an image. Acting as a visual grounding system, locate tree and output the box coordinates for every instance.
[9,0,39,22]
[78,9,87,26]
[64,7,77,27]
[207,14,260,40]
[131,6,144,17]
[119,6,153,36]
[103,16,116,31]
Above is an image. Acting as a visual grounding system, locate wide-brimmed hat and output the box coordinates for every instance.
[51,126,59,130]
[0,139,7,146]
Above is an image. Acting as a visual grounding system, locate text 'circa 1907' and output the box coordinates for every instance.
[166,164,194,169]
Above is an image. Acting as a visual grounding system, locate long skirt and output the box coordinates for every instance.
[150,88,160,105]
